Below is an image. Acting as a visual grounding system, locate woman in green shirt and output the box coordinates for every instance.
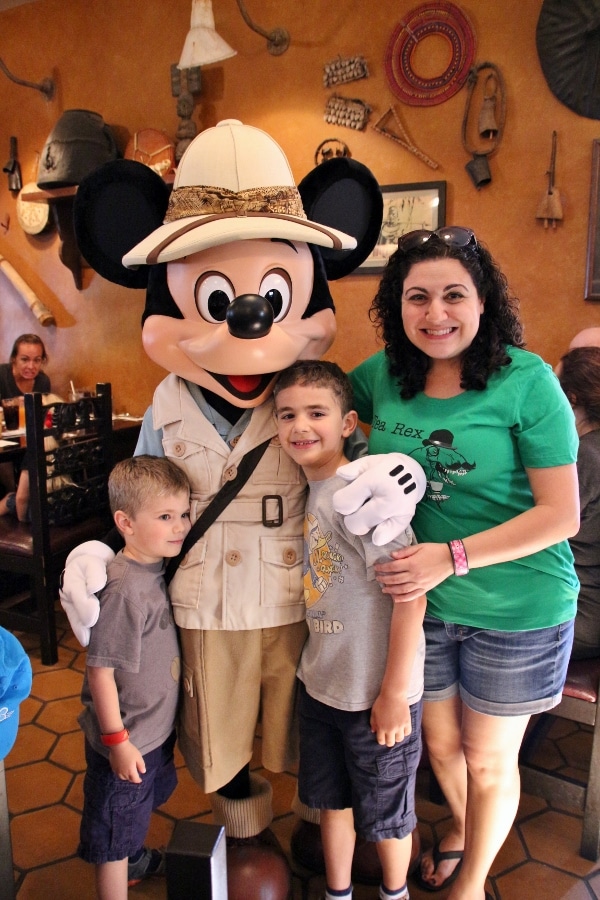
[337,227,579,899]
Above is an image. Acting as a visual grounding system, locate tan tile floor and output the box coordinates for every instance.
[6,608,600,898]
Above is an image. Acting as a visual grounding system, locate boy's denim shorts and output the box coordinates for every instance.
[297,681,422,843]
[423,614,574,716]
[78,730,177,865]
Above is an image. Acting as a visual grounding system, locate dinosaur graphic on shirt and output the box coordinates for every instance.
[409,429,476,503]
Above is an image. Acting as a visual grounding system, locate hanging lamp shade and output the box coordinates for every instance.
[178,0,236,69]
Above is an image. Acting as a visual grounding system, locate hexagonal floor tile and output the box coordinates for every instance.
[6,760,72,813]
[11,804,81,869]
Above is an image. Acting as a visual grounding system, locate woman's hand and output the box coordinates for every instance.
[374,542,453,602]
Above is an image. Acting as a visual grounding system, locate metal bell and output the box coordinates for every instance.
[478,96,498,140]
[478,74,499,139]
[536,190,563,228]
[536,131,563,229]
[465,154,492,189]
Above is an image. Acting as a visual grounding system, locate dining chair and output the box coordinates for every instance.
[0,383,114,665]
[519,657,600,861]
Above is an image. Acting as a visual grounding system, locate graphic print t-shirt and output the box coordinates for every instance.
[349,347,579,631]
[297,474,424,712]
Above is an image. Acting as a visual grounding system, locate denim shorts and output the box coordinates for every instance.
[297,681,422,842]
[423,614,574,716]
[78,731,177,865]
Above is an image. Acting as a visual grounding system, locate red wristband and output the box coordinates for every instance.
[448,539,469,577]
[100,728,130,747]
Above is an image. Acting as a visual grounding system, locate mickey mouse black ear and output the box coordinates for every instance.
[74,159,171,289]
[298,157,383,280]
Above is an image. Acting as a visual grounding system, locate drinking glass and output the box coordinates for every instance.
[1,398,19,431]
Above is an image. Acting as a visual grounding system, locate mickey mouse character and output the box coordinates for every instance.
[61,119,383,897]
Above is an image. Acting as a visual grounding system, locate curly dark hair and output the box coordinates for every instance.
[369,234,525,398]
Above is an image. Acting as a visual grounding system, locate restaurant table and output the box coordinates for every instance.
[0,417,142,467]
[111,416,143,462]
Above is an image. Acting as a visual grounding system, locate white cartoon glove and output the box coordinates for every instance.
[59,541,116,646]
[333,453,426,546]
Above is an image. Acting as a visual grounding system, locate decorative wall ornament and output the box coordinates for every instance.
[372,106,439,170]
[0,254,56,326]
[3,136,22,192]
[124,129,176,179]
[314,138,351,166]
[324,94,372,130]
[16,182,51,235]
[537,0,600,120]
[536,130,563,229]
[461,61,506,189]
[384,1,476,106]
[170,64,202,162]
[478,73,499,139]
[36,110,119,190]
[323,54,369,87]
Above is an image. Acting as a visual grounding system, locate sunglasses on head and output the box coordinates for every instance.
[396,226,477,252]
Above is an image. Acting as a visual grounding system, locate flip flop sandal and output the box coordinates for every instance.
[412,841,464,893]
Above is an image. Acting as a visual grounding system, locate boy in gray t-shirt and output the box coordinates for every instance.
[78,455,191,899]
[273,361,426,900]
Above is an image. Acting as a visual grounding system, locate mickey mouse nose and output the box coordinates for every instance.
[226,294,273,339]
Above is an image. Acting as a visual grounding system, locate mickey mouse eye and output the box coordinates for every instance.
[195,272,235,322]
[259,269,292,321]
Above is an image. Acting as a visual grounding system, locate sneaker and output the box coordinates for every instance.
[127,847,165,887]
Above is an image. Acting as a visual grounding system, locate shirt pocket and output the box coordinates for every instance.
[162,439,216,495]
[169,540,208,610]
[260,535,304,607]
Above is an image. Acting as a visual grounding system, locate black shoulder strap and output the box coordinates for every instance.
[165,437,272,585]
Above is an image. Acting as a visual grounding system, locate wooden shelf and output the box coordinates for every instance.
[19,172,174,290]
[19,185,81,287]
[21,185,78,202]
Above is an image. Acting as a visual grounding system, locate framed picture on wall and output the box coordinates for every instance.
[356,180,447,274]
[585,139,600,301]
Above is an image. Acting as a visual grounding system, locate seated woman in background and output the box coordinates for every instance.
[0,335,51,496]
[558,346,600,660]
[0,394,65,521]
[0,334,51,399]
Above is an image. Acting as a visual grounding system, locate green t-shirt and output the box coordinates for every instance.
[349,346,579,631]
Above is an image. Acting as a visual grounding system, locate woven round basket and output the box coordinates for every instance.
[384,1,476,107]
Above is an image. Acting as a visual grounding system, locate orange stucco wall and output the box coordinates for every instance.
[0,0,598,414]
